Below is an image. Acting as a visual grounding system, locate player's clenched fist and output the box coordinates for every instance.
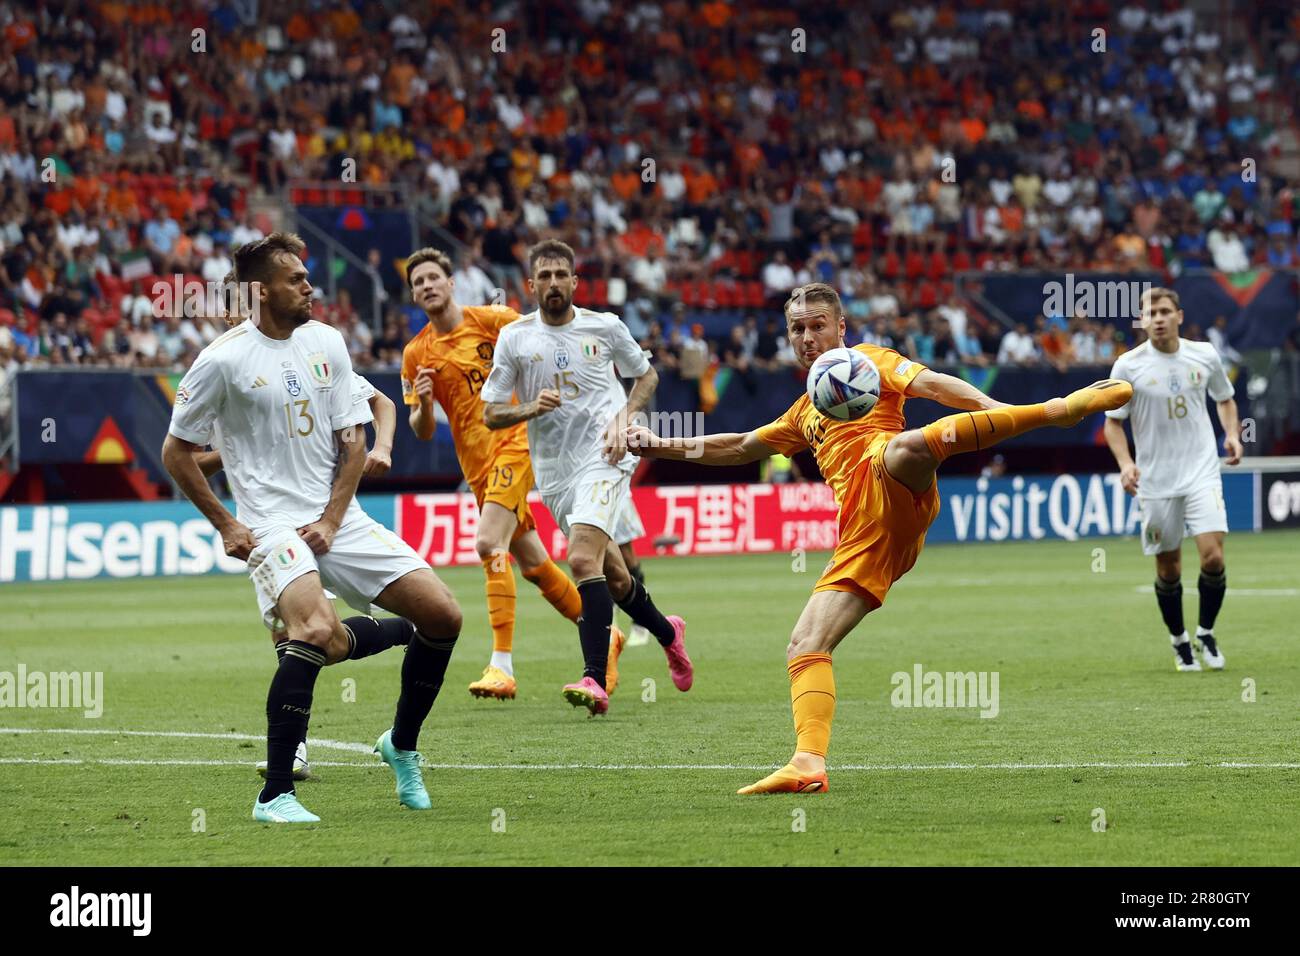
[363,448,392,477]
[1120,463,1140,495]
[534,388,561,416]
[221,521,258,561]
[414,366,437,404]
[624,424,657,456]
[297,519,338,555]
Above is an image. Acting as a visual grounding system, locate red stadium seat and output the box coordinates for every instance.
[743,281,765,309]
[589,278,608,305]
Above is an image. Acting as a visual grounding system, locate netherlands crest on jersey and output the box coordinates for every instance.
[554,347,570,369]
[581,336,600,361]
[282,369,302,397]
[307,352,332,386]
[1167,371,1181,394]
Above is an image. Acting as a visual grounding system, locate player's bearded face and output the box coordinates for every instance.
[786,307,845,369]
[267,255,314,325]
[531,259,576,316]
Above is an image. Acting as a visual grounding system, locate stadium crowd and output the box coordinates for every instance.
[2,0,1299,385]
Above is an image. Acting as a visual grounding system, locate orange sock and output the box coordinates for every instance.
[482,554,516,654]
[788,653,836,757]
[523,559,582,623]
[921,403,1051,464]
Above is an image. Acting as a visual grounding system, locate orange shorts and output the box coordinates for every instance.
[814,433,941,607]
[472,454,536,534]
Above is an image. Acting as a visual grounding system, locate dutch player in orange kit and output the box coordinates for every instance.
[401,248,625,699]
[627,283,1132,794]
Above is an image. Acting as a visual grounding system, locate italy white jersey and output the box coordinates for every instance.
[1104,339,1234,498]
[481,306,650,496]
[168,319,373,530]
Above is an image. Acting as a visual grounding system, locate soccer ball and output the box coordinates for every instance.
[806,347,881,421]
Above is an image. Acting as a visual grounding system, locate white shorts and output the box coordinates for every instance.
[248,514,428,630]
[1138,483,1228,556]
[613,497,645,546]
[542,461,631,540]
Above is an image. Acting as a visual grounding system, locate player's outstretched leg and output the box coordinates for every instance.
[739,591,868,795]
[918,380,1134,464]
[1194,533,1227,670]
[373,569,462,809]
[604,541,693,692]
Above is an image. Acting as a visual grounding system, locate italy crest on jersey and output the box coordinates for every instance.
[282,369,302,397]
[307,352,332,386]
[555,347,570,369]
[1167,371,1181,394]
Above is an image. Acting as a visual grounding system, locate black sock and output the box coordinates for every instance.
[259,640,324,802]
[1154,575,1184,637]
[1198,569,1226,631]
[273,639,288,662]
[576,576,613,687]
[391,630,456,751]
[629,562,645,588]
[615,576,675,646]
[343,615,414,659]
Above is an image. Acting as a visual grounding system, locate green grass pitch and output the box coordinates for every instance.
[2,530,1297,866]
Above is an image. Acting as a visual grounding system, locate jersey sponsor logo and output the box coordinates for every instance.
[282,369,302,397]
[175,386,191,407]
[401,376,413,397]
[250,376,268,389]
[895,358,913,376]
[581,336,600,361]
[307,352,332,386]
[554,347,570,369]
[530,353,543,363]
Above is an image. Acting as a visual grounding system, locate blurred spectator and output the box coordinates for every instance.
[997,322,1040,365]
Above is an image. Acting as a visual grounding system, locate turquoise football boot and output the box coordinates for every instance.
[374,729,431,810]
[252,791,320,823]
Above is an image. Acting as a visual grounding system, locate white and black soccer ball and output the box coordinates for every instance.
[806,347,881,421]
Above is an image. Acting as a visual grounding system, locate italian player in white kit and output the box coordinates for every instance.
[481,239,693,714]
[1103,287,1243,672]
[162,233,463,822]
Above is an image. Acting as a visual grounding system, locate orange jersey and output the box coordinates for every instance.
[755,345,927,505]
[401,304,530,488]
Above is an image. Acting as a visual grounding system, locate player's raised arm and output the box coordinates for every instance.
[626,426,779,465]
[904,368,1006,411]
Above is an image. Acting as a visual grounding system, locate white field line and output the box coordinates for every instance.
[1,729,1296,771]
